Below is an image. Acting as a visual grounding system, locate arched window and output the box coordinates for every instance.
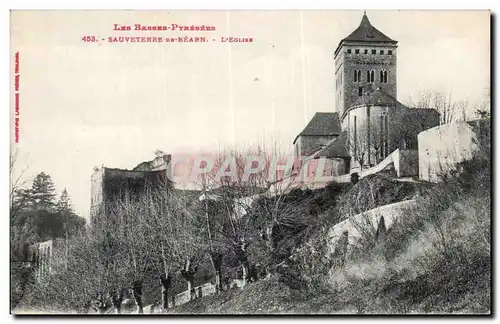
[354,70,361,83]
[380,69,388,83]
[367,70,375,83]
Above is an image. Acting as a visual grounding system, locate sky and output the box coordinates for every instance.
[9,10,490,219]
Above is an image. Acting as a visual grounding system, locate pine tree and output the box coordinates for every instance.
[56,188,75,215]
[30,172,56,210]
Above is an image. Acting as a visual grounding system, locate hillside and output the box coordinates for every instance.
[166,152,491,315]
[15,141,491,315]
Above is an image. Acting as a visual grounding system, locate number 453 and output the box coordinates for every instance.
[82,36,97,42]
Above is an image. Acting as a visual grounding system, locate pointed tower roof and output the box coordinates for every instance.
[335,12,397,55]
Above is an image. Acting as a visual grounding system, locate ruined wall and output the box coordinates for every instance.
[418,121,488,182]
[394,149,419,177]
[133,154,172,171]
[327,200,417,260]
[103,168,167,204]
[27,240,53,281]
[90,167,168,222]
[90,168,104,219]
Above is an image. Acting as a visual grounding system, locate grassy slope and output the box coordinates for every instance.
[169,157,491,314]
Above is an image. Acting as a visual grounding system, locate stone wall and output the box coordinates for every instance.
[418,120,489,182]
[296,135,337,157]
[90,167,169,221]
[90,168,104,219]
[335,43,397,115]
[394,149,419,177]
[342,104,438,171]
[26,240,53,281]
[343,104,393,168]
[327,200,417,259]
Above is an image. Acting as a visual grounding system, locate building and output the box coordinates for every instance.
[25,239,53,281]
[334,12,398,115]
[294,12,439,175]
[90,154,172,222]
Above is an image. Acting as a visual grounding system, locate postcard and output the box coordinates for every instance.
[10,10,491,315]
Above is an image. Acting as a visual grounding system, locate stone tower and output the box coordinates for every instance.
[334,12,398,116]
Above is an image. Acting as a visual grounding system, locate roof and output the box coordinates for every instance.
[335,13,397,55]
[293,112,341,144]
[311,131,350,159]
[353,88,402,107]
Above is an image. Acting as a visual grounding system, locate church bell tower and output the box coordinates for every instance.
[334,12,398,116]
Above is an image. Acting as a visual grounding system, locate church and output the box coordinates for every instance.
[294,12,439,177]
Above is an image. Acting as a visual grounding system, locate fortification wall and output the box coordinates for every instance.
[327,199,417,256]
[418,121,488,182]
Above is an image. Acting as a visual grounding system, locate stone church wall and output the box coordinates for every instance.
[336,44,397,115]
[296,135,337,157]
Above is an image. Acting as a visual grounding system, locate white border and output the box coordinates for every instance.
[2,1,497,324]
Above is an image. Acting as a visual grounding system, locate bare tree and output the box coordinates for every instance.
[348,123,371,170]
[142,185,206,308]
[474,87,491,119]
[192,144,313,287]
[405,89,468,125]
[10,148,30,218]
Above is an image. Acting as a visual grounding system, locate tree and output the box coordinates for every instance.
[108,183,204,312]
[193,145,304,288]
[29,172,57,210]
[348,123,371,170]
[405,89,468,125]
[154,149,165,157]
[475,88,491,119]
[10,148,30,218]
[56,189,75,215]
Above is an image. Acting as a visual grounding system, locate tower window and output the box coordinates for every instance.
[371,49,376,54]
[380,50,385,55]
[364,49,368,54]
[358,87,363,97]
[347,49,351,54]
[380,69,388,83]
[388,50,393,55]
[355,49,359,54]
[367,70,375,83]
[354,69,361,83]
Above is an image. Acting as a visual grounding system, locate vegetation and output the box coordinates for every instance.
[13,132,491,314]
[10,169,86,311]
